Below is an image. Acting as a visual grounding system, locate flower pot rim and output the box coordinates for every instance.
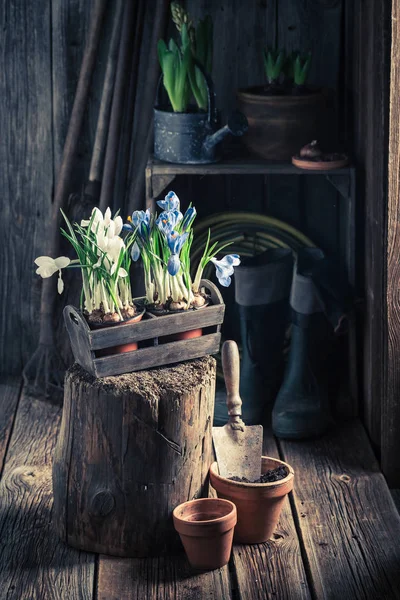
[237,85,327,101]
[154,105,208,116]
[173,497,237,531]
[210,456,294,489]
[85,306,145,330]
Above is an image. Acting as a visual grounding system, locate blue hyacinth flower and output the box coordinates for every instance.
[124,209,150,232]
[156,210,182,235]
[157,191,180,212]
[167,231,189,254]
[210,254,241,287]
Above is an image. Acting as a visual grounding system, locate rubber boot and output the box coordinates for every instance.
[213,248,293,426]
[272,248,350,440]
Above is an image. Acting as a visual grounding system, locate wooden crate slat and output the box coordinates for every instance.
[93,333,221,377]
[89,304,225,349]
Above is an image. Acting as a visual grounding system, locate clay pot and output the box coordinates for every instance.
[161,328,203,343]
[173,498,237,570]
[209,456,294,544]
[91,309,145,357]
[237,86,332,160]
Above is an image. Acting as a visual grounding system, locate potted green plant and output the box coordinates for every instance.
[125,191,240,340]
[237,47,332,160]
[155,2,247,164]
[34,207,144,355]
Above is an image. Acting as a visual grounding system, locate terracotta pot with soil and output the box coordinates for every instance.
[209,456,294,544]
[147,284,212,344]
[88,306,145,356]
[173,498,237,570]
[237,86,332,161]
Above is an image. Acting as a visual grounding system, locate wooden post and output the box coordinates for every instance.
[52,358,216,557]
[383,0,400,486]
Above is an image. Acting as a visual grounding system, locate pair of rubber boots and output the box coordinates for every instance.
[214,247,351,439]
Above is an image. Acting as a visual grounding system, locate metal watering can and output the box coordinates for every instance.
[154,64,248,164]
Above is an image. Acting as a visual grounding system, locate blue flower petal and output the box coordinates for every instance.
[131,241,140,262]
[167,254,181,276]
[157,191,180,212]
[182,206,197,231]
[167,231,188,254]
[217,275,231,287]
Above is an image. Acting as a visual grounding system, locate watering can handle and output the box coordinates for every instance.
[155,59,216,125]
[222,340,245,430]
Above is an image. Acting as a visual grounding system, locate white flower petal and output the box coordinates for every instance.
[36,265,58,278]
[110,263,117,275]
[114,216,123,236]
[57,275,64,294]
[80,219,90,227]
[54,256,71,269]
[104,207,112,225]
[118,268,128,278]
[92,207,103,220]
[34,256,55,267]
[107,220,116,239]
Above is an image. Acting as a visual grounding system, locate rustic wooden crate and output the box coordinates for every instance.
[63,279,224,378]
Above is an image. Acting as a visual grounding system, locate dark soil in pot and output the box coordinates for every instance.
[229,464,288,484]
[210,456,294,544]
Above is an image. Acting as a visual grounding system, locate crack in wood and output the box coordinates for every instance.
[155,430,182,455]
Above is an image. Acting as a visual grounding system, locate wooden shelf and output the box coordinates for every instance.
[146,154,356,214]
[149,154,353,176]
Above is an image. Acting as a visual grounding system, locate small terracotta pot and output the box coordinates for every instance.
[209,456,294,544]
[173,498,237,571]
[91,309,145,357]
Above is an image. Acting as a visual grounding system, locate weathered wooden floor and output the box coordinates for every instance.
[0,377,400,600]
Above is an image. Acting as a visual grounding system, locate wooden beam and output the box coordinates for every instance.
[351,0,391,447]
[279,420,400,598]
[0,388,95,598]
[383,0,400,486]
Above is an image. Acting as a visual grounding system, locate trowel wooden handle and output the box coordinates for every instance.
[222,340,243,425]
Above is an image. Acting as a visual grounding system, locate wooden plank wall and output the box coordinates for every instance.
[1,0,349,378]
[349,1,391,450]
[384,0,400,486]
[0,0,53,374]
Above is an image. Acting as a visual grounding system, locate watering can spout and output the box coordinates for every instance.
[203,110,248,157]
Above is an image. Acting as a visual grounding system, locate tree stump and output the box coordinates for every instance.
[52,357,216,557]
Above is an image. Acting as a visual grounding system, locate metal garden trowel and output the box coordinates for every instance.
[212,340,263,480]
